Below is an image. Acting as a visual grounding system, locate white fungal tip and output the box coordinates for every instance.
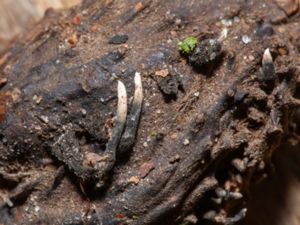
[117,80,127,123]
[262,48,273,65]
[134,72,143,106]
[219,28,228,41]
[134,72,141,86]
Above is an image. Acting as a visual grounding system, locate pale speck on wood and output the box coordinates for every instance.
[242,35,251,44]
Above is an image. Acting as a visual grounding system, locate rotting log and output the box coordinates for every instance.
[0,0,300,224]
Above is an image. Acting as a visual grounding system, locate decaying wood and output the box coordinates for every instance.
[0,0,81,53]
[0,0,299,224]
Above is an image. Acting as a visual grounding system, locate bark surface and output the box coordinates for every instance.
[0,0,299,225]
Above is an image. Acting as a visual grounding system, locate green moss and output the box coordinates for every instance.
[178,36,198,54]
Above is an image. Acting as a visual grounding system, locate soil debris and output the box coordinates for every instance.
[0,77,7,88]
[152,69,183,98]
[169,154,181,164]
[154,69,169,77]
[138,162,155,178]
[72,15,80,25]
[275,0,299,16]
[242,35,252,44]
[109,34,129,44]
[68,34,78,48]
[188,38,222,68]
[255,21,274,38]
[128,176,139,185]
